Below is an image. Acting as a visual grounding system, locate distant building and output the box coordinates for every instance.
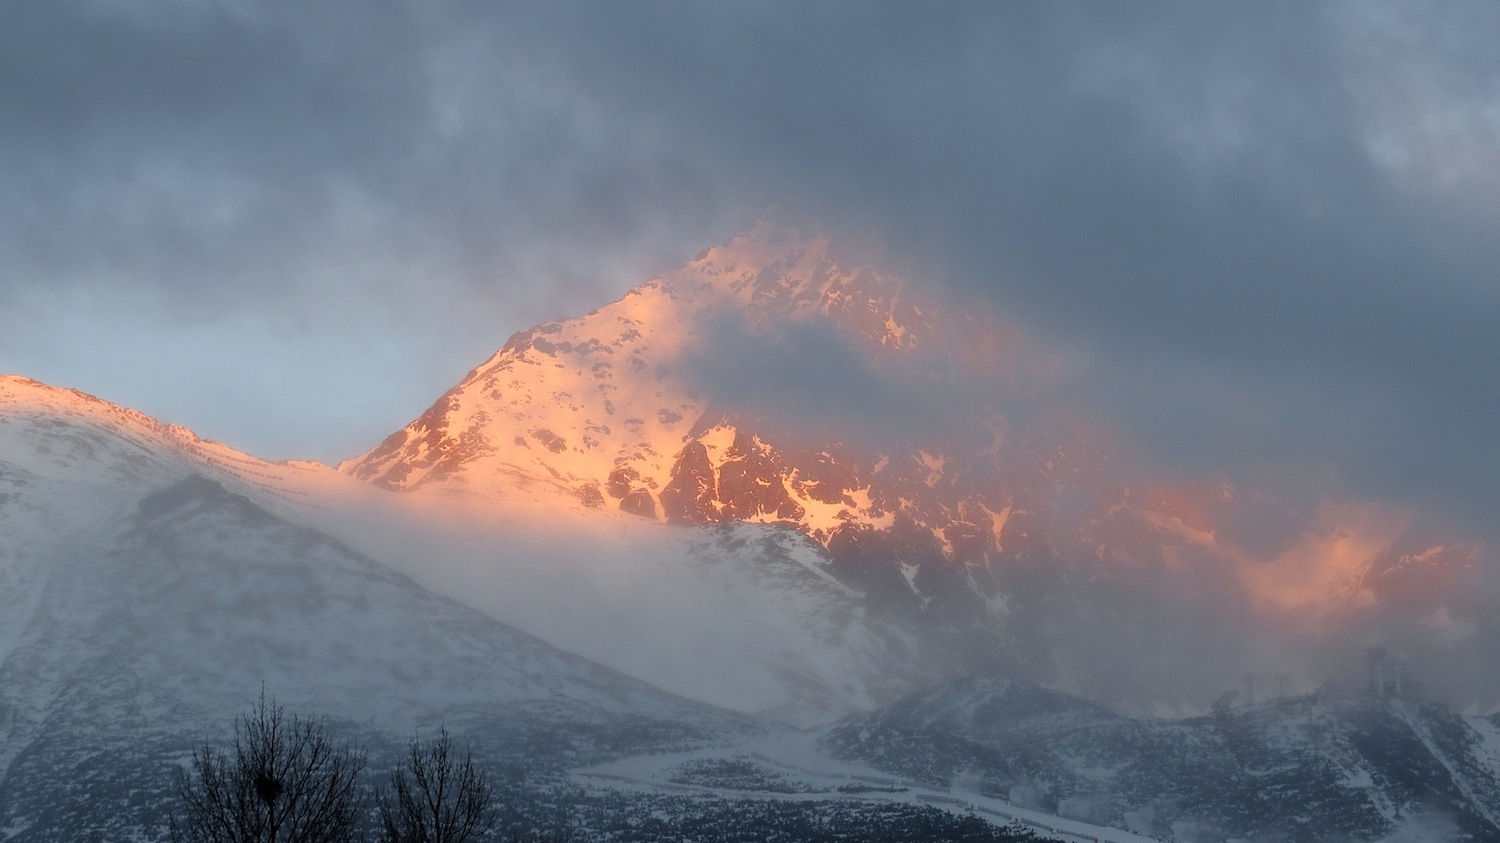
[1368,647,1421,700]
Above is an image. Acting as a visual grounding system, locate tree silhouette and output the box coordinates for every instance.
[171,692,366,843]
[377,727,495,843]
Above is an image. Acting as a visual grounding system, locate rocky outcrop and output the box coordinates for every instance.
[659,440,718,524]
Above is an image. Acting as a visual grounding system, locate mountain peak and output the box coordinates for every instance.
[677,220,922,351]
[338,221,927,501]
[336,225,1492,714]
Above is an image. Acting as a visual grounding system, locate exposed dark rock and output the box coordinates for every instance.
[607,465,641,499]
[660,441,718,525]
[716,430,794,521]
[530,429,567,453]
[619,488,659,520]
[577,483,605,508]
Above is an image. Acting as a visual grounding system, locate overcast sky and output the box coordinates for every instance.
[3,1,1498,532]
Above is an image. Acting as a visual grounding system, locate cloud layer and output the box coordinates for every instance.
[3,1,1499,542]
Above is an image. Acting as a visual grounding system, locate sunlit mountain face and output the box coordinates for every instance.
[3,223,1483,717]
[7,222,1500,839]
[340,222,1493,713]
[0,377,770,839]
[0,373,946,728]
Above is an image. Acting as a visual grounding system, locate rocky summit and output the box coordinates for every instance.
[338,222,1492,713]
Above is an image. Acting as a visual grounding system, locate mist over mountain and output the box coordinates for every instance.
[341,222,1497,717]
[5,224,1500,841]
[9,3,1500,840]
[0,381,756,839]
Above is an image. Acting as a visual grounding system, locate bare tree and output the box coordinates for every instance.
[172,692,366,843]
[377,727,495,843]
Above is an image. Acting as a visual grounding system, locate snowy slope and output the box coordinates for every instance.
[0,375,335,497]
[340,221,931,503]
[0,375,942,727]
[827,676,1500,842]
[573,728,1160,843]
[0,376,1009,841]
[0,469,754,839]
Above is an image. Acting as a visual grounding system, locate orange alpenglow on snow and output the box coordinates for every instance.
[335,223,1485,662]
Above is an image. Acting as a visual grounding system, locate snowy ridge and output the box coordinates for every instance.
[829,676,1500,841]
[338,221,939,522]
[0,374,342,516]
[1,374,944,728]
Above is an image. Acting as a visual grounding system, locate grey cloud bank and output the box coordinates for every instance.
[3,1,1498,537]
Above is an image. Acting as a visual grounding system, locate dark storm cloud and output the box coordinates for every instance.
[2,2,416,303]
[5,1,1500,531]
[0,0,758,455]
[681,312,994,448]
[508,1,1500,532]
[0,0,744,324]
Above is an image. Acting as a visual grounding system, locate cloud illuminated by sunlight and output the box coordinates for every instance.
[1239,501,1411,612]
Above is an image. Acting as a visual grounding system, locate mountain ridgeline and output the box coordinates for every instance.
[340,222,1493,714]
[4,222,1500,842]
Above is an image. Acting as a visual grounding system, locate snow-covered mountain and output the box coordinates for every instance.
[340,221,1013,541]
[6,221,1500,839]
[0,375,948,731]
[336,222,1494,713]
[0,468,756,838]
